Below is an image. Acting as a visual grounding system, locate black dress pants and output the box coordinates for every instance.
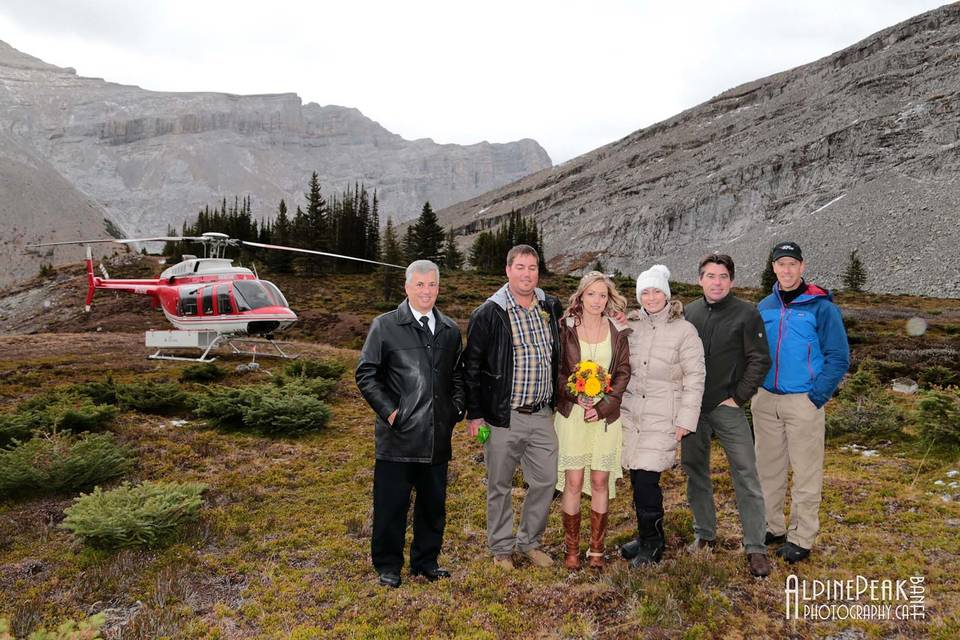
[630,469,663,517]
[372,459,448,574]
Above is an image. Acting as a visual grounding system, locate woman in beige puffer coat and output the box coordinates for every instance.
[619,265,705,567]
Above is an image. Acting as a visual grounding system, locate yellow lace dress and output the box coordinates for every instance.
[554,334,623,499]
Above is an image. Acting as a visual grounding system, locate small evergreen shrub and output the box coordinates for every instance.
[70,379,118,406]
[0,396,117,446]
[179,362,226,383]
[0,613,105,639]
[0,432,135,499]
[858,358,911,383]
[61,481,206,549]
[918,365,960,390]
[915,389,960,448]
[284,358,347,380]
[116,381,188,415]
[826,370,904,440]
[272,376,338,400]
[192,384,331,435]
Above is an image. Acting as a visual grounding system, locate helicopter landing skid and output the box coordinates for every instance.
[144,330,298,362]
[223,336,299,360]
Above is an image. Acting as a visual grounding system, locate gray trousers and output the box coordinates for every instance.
[485,407,559,555]
[680,404,767,554]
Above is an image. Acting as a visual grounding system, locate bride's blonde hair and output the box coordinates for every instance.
[564,271,627,324]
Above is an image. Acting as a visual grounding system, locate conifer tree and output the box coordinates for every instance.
[403,226,418,264]
[412,202,445,264]
[842,248,867,292]
[761,249,777,292]
[382,218,405,301]
[442,228,464,271]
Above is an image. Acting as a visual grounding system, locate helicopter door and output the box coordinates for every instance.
[216,286,233,315]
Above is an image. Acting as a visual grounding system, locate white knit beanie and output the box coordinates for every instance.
[635,264,671,303]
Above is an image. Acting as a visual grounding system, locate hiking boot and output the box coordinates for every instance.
[620,537,641,560]
[492,554,514,570]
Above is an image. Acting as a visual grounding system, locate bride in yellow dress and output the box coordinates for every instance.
[554,271,631,569]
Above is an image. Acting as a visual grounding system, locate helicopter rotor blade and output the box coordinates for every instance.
[241,241,405,269]
[29,236,209,248]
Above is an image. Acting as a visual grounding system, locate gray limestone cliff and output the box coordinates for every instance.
[0,40,551,287]
[438,4,960,298]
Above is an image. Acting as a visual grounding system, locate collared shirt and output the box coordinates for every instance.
[408,300,436,334]
[504,287,553,408]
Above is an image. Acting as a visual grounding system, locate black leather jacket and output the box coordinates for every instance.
[356,301,465,463]
[463,285,563,428]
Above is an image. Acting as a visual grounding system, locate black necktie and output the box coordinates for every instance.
[420,315,431,334]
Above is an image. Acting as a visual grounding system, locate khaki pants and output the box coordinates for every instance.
[752,388,825,549]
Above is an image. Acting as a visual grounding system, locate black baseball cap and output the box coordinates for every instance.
[771,241,803,262]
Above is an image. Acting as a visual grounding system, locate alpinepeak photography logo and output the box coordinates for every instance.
[785,574,926,621]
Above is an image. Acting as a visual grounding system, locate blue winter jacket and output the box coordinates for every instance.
[757,283,850,408]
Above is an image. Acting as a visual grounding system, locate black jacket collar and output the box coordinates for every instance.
[396,300,455,333]
[703,292,737,311]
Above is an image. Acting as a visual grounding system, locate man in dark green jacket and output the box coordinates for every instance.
[682,253,772,577]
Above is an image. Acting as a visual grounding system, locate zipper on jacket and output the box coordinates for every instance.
[807,343,814,383]
[773,305,787,391]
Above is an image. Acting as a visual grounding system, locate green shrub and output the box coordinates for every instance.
[918,365,960,390]
[828,371,904,440]
[0,396,117,447]
[116,381,188,415]
[283,358,347,380]
[915,389,960,447]
[858,358,911,382]
[0,613,105,639]
[0,432,135,499]
[70,379,118,405]
[0,410,47,446]
[272,376,338,400]
[178,362,226,383]
[61,481,205,549]
[838,369,880,400]
[192,384,331,435]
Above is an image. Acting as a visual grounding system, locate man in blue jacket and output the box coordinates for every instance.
[753,241,849,563]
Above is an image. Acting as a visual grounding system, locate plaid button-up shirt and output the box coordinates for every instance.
[505,287,554,408]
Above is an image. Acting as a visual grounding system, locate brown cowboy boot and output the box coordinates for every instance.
[586,510,608,569]
[562,511,581,570]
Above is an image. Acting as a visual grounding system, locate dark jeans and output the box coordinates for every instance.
[371,459,448,574]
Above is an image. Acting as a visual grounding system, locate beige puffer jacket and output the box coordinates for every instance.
[621,300,706,472]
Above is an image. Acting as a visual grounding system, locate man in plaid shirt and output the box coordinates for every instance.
[463,245,564,569]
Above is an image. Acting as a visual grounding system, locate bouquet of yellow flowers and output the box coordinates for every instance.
[566,360,613,403]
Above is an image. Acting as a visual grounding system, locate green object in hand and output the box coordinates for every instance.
[476,425,491,444]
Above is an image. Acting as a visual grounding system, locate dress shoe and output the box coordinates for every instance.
[747,552,772,577]
[522,548,554,568]
[378,571,401,588]
[686,536,717,553]
[764,531,787,545]
[492,554,514,570]
[775,542,810,563]
[411,567,452,582]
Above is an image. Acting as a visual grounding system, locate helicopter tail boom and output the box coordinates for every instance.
[85,247,95,312]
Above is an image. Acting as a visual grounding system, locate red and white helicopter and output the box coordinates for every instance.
[31,232,402,361]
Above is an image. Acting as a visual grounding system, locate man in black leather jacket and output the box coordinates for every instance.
[463,245,563,569]
[356,260,465,588]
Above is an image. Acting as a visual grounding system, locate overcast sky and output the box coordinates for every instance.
[0,0,947,163]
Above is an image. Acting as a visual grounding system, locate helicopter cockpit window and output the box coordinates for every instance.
[233,281,275,311]
[201,286,215,315]
[217,287,233,315]
[261,281,289,308]
[179,288,199,316]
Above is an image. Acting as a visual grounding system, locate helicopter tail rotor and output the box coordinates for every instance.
[84,246,96,312]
